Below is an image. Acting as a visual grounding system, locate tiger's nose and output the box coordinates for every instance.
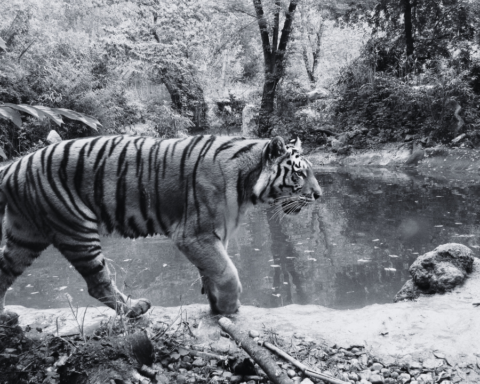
[313,191,321,200]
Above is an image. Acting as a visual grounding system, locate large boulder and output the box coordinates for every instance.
[394,243,474,302]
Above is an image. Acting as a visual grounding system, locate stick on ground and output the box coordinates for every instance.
[263,341,349,384]
[218,317,293,384]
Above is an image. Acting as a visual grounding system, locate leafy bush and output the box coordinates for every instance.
[333,57,480,143]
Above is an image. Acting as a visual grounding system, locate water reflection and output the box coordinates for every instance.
[7,168,480,310]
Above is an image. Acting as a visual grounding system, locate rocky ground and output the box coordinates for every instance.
[1,307,477,384]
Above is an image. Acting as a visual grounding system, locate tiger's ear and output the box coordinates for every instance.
[290,137,303,153]
[265,136,287,162]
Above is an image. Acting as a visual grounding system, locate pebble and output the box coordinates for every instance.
[409,361,422,370]
[359,369,371,380]
[371,362,383,371]
[300,379,314,384]
[381,368,390,377]
[287,369,296,378]
[423,358,441,370]
[359,380,372,384]
[176,374,187,384]
[398,373,411,383]
[417,373,434,383]
[249,330,260,338]
[390,371,399,379]
[370,373,384,384]
[192,358,205,367]
[348,372,359,381]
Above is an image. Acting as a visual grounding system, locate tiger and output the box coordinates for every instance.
[0,134,321,324]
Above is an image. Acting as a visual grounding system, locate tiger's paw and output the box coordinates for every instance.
[126,298,151,318]
[0,310,19,326]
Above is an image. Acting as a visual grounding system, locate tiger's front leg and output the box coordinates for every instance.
[175,236,242,314]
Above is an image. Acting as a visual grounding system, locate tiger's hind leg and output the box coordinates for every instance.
[0,218,49,325]
[55,236,151,317]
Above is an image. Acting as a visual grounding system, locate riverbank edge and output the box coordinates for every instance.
[307,143,480,176]
[6,260,480,373]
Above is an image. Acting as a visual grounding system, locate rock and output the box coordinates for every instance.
[192,358,205,367]
[46,130,62,144]
[349,372,359,381]
[381,368,390,377]
[398,373,411,383]
[422,358,442,370]
[359,380,372,384]
[409,361,422,370]
[395,244,474,301]
[287,369,296,378]
[410,244,473,292]
[241,104,258,138]
[417,373,434,383]
[249,330,260,338]
[176,374,187,384]
[359,369,371,380]
[210,338,235,354]
[370,373,384,384]
[371,362,383,371]
[300,378,314,384]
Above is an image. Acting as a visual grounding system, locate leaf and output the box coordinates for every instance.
[0,37,6,51]
[0,146,6,160]
[0,107,22,128]
[32,106,63,127]
[53,108,101,131]
[3,103,46,120]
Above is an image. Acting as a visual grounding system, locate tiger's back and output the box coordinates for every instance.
[0,134,321,323]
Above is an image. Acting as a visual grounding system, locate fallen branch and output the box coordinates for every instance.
[218,317,293,384]
[262,341,348,384]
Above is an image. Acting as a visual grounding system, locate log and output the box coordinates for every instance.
[218,317,293,384]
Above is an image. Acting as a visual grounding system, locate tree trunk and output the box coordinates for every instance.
[403,0,414,58]
[162,69,209,132]
[253,0,298,137]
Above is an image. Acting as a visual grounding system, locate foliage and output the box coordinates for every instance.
[334,59,480,142]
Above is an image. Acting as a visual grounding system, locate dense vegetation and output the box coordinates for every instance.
[1,0,480,159]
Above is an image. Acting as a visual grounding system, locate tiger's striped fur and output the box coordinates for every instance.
[0,135,321,322]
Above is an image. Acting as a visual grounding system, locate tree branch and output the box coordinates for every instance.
[272,0,280,56]
[277,0,298,58]
[252,0,272,64]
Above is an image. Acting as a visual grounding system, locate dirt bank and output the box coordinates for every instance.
[309,145,480,184]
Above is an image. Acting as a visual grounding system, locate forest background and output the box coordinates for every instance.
[1,0,480,159]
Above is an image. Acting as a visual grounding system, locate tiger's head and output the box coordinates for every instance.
[253,136,322,214]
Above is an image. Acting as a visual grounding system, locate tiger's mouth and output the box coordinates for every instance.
[280,196,312,215]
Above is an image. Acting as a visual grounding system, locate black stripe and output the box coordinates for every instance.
[213,137,245,161]
[5,231,48,253]
[94,160,114,233]
[77,262,104,278]
[45,142,86,222]
[135,137,146,177]
[86,137,103,157]
[57,243,101,255]
[117,142,130,177]
[162,143,170,179]
[115,162,129,233]
[74,144,86,199]
[180,136,203,180]
[128,216,142,238]
[108,136,124,157]
[93,140,109,170]
[230,143,257,160]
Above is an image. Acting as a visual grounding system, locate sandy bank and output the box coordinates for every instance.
[7,260,480,373]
